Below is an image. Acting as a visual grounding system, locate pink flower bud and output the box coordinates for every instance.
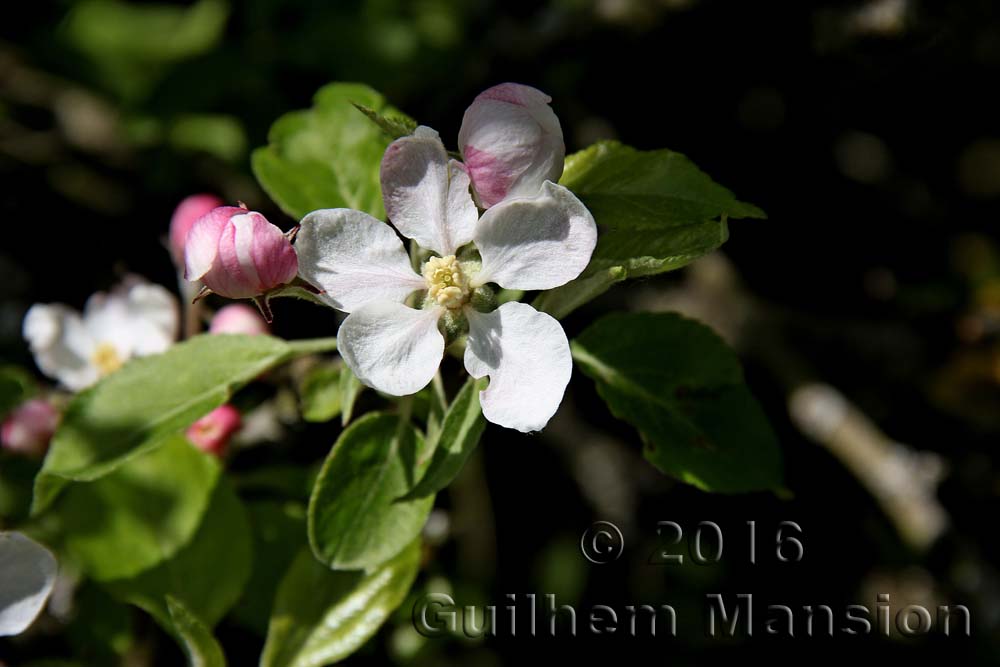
[186,404,241,457]
[169,194,223,266]
[209,304,270,335]
[458,83,565,208]
[1,399,59,457]
[184,205,298,300]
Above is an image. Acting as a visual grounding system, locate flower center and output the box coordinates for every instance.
[91,342,123,376]
[422,254,470,309]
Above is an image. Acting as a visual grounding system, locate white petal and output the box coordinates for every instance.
[472,181,597,291]
[380,126,478,256]
[123,283,179,356]
[82,289,135,360]
[296,209,427,313]
[337,302,445,396]
[23,304,99,391]
[464,302,572,433]
[0,532,57,637]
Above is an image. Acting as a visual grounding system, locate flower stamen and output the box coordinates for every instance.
[91,342,123,376]
[422,255,470,309]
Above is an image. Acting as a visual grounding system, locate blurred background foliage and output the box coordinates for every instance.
[4,0,1000,664]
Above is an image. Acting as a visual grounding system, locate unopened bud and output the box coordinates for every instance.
[1,399,59,457]
[184,206,298,300]
[186,404,241,457]
[209,304,270,336]
[169,194,223,266]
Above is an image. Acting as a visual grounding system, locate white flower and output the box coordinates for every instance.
[23,277,179,391]
[296,88,596,433]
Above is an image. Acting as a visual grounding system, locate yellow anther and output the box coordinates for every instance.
[422,255,470,309]
[91,342,124,376]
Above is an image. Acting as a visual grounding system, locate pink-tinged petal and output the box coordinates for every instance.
[184,206,242,281]
[169,194,222,266]
[209,304,270,335]
[1,399,59,457]
[230,213,264,291]
[247,213,299,289]
[205,218,256,298]
[337,302,444,396]
[464,302,572,433]
[458,83,565,207]
[186,404,241,457]
[380,126,478,256]
[472,181,596,290]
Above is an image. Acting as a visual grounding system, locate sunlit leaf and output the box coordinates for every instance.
[260,540,421,667]
[308,413,433,570]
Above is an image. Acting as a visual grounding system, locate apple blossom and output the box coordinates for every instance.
[169,193,223,266]
[209,303,270,335]
[1,399,59,457]
[0,532,57,637]
[23,278,179,391]
[458,82,565,208]
[296,101,596,432]
[184,204,299,319]
[186,404,241,457]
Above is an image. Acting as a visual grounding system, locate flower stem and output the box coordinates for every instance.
[285,337,339,355]
[431,371,448,412]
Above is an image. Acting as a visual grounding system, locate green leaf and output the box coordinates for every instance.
[552,141,765,313]
[166,596,227,667]
[352,102,417,140]
[339,366,364,426]
[33,334,337,514]
[308,413,433,570]
[65,583,133,661]
[559,141,766,237]
[0,455,38,521]
[260,540,421,667]
[532,266,627,320]
[231,501,306,634]
[58,436,219,581]
[65,0,229,101]
[573,312,782,492]
[67,0,228,63]
[400,377,487,500]
[0,365,36,416]
[299,364,343,423]
[105,475,252,627]
[169,114,247,162]
[252,83,403,221]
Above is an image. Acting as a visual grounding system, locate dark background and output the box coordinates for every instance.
[3,0,1000,664]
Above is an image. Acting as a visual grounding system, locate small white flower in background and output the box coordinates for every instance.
[1,399,59,457]
[23,277,179,391]
[0,532,57,637]
[296,84,596,433]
